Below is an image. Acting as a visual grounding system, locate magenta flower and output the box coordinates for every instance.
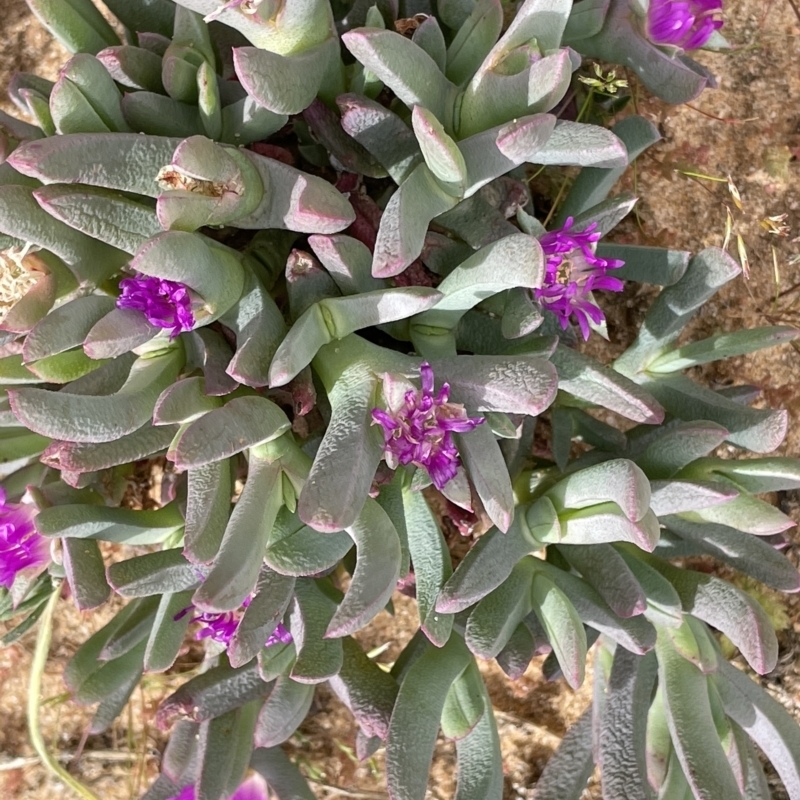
[176,599,292,648]
[168,772,269,800]
[264,623,294,647]
[371,363,484,491]
[534,217,624,341]
[117,274,195,339]
[647,0,723,50]
[0,488,48,589]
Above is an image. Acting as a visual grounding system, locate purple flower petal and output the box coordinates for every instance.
[647,0,723,49]
[533,218,625,341]
[230,774,270,800]
[174,601,292,649]
[265,623,293,647]
[117,274,195,339]
[372,363,484,490]
[166,773,270,800]
[0,489,48,589]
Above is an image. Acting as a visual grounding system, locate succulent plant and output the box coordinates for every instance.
[1,1,799,800]
[564,0,729,104]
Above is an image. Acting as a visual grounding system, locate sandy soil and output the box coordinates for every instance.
[1,0,800,798]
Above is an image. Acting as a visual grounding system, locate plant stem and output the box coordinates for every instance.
[27,581,102,800]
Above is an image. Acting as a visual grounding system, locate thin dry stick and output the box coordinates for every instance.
[0,752,159,772]
[309,780,389,799]
[27,582,102,800]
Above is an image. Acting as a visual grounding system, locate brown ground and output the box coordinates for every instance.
[2,0,800,798]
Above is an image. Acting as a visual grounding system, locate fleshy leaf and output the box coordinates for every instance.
[680,456,800,494]
[649,480,737,516]
[599,649,657,800]
[9,346,182,443]
[534,559,656,653]
[192,455,283,612]
[62,538,111,611]
[254,677,314,747]
[714,658,800,798]
[229,566,295,669]
[551,344,664,424]
[184,460,231,565]
[131,232,245,324]
[8,132,181,197]
[436,514,539,614]
[251,747,316,800]
[372,162,459,278]
[546,458,651,521]
[265,511,353,577]
[50,53,129,134]
[531,571,587,689]
[23,295,116,363]
[445,0,503,86]
[533,706,594,800]
[41,422,176,474]
[558,115,661,221]
[411,233,545,332]
[459,50,572,137]
[615,544,684,629]
[342,28,457,128]
[144,590,193,674]
[457,422,515,531]
[441,659,485,741]
[96,45,166,92]
[153,377,222,425]
[430,355,556,416]
[298,360,383,532]
[402,484,453,646]
[26,0,119,54]
[645,557,778,674]
[83,308,158,359]
[616,247,741,376]
[269,287,441,386]
[532,120,628,168]
[231,149,355,234]
[326,499,402,638]
[648,326,798,374]
[386,634,471,800]
[559,543,646,618]
[36,502,184,545]
[655,628,743,800]
[34,184,161,254]
[633,421,729,479]
[662,515,800,593]
[170,397,291,469]
[412,105,467,196]
[221,264,288,388]
[107,549,201,597]
[465,557,537,659]
[288,578,344,684]
[559,506,661,551]
[601,243,691,286]
[338,93,421,184]
[641,374,788,454]
[156,660,269,727]
[0,184,128,285]
[328,637,398,741]
[234,38,339,115]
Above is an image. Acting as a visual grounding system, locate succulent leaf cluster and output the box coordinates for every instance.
[2,1,799,800]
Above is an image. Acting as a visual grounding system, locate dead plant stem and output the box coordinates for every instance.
[27,582,102,800]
